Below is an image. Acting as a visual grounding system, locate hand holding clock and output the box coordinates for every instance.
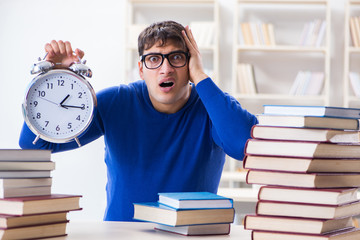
[45,40,84,69]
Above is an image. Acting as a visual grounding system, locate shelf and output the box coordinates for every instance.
[236,45,328,53]
[237,0,327,4]
[234,93,326,101]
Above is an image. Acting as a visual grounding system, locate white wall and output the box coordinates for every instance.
[0,0,348,221]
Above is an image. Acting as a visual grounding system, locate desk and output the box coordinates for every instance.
[51,222,252,239]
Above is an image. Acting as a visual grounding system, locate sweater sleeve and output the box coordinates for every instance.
[195,78,258,160]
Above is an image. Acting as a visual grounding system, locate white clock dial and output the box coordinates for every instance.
[23,69,96,143]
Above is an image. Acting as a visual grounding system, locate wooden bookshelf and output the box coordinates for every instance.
[343,0,360,107]
[232,0,331,106]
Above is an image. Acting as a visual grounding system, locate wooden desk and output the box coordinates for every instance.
[51,222,252,239]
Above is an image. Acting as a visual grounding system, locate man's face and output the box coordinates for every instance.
[138,40,190,114]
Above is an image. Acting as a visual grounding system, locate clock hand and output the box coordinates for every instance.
[61,104,85,110]
[59,94,70,106]
[39,97,60,106]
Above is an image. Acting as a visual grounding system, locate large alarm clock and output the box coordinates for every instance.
[22,56,97,147]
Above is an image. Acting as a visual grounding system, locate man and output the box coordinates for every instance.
[19,21,258,221]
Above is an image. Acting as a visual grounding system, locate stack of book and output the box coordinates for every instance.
[239,22,276,46]
[133,192,235,236]
[243,105,360,239]
[0,149,82,239]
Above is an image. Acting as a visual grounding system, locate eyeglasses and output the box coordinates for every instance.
[140,51,190,69]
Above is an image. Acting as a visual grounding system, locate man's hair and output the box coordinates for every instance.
[138,21,187,56]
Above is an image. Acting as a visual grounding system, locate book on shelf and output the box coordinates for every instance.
[289,71,324,96]
[0,211,68,228]
[349,71,360,97]
[154,223,230,236]
[0,149,51,161]
[256,200,360,219]
[299,19,326,47]
[243,155,360,173]
[0,194,81,215]
[237,63,257,94]
[133,202,234,227]
[246,170,360,188]
[0,171,51,178]
[158,192,233,209]
[350,16,360,48]
[239,22,275,46]
[244,215,354,234]
[256,114,360,130]
[245,139,360,158]
[251,125,360,144]
[251,227,360,240]
[0,161,55,171]
[0,221,68,240]
[263,105,360,119]
[257,186,359,205]
[189,21,215,47]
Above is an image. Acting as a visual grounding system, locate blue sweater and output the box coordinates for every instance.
[19,78,258,221]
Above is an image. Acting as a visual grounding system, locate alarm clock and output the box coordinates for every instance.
[22,55,97,147]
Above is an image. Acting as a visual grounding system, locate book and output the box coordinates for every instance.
[245,139,360,158]
[256,114,360,130]
[349,71,360,97]
[256,200,360,219]
[263,105,360,119]
[0,171,51,178]
[0,178,52,188]
[0,161,55,171]
[246,170,360,188]
[0,221,68,240]
[0,149,51,161]
[0,186,51,198]
[158,192,233,209]
[0,212,68,228]
[133,202,234,227]
[0,194,81,215]
[251,125,360,143]
[257,186,359,205]
[251,228,360,240]
[154,223,230,236]
[244,215,354,234]
[244,155,360,173]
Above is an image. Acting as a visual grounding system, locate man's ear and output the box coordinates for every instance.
[138,61,144,80]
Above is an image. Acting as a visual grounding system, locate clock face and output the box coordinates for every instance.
[23,69,97,143]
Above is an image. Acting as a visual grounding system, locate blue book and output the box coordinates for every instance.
[263,105,360,119]
[133,202,235,227]
[158,192,233,209]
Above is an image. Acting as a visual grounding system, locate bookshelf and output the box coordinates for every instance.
[343,0,360,107]
[124,0,220,85]
[232,0,331,109]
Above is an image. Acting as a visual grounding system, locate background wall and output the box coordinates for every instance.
[0,0,347,221]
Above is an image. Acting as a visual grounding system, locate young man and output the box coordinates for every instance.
[19,21,258,221]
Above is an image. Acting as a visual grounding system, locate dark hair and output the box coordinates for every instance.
[138,21,187,56]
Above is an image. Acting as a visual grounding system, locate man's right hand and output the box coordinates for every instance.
[45,40,84,69]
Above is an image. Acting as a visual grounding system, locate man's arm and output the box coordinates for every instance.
[182,26,257,160]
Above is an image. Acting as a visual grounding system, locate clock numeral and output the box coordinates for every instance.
[38,91,46,97]
[33,101,38,107]
[36,113,41,119]
[68,123,72,129]
[76,115,81,121]
[45,121,49,127]
[56,125,60,131]
[71,84,74,90]
[58,80,65,86]
[47,83,54,89]
[78,92,82,99]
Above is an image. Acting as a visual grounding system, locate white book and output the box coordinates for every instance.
[0,171,51,178]
[305,72,324,95]
[0,149,51,161]
[350,72,360,97]
[0,186,51,198]
[0,178,52,188]
[315,20,326,47]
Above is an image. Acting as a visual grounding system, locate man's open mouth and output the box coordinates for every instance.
[160,81,174,88]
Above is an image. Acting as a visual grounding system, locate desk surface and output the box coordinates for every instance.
[50,222,251,239]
